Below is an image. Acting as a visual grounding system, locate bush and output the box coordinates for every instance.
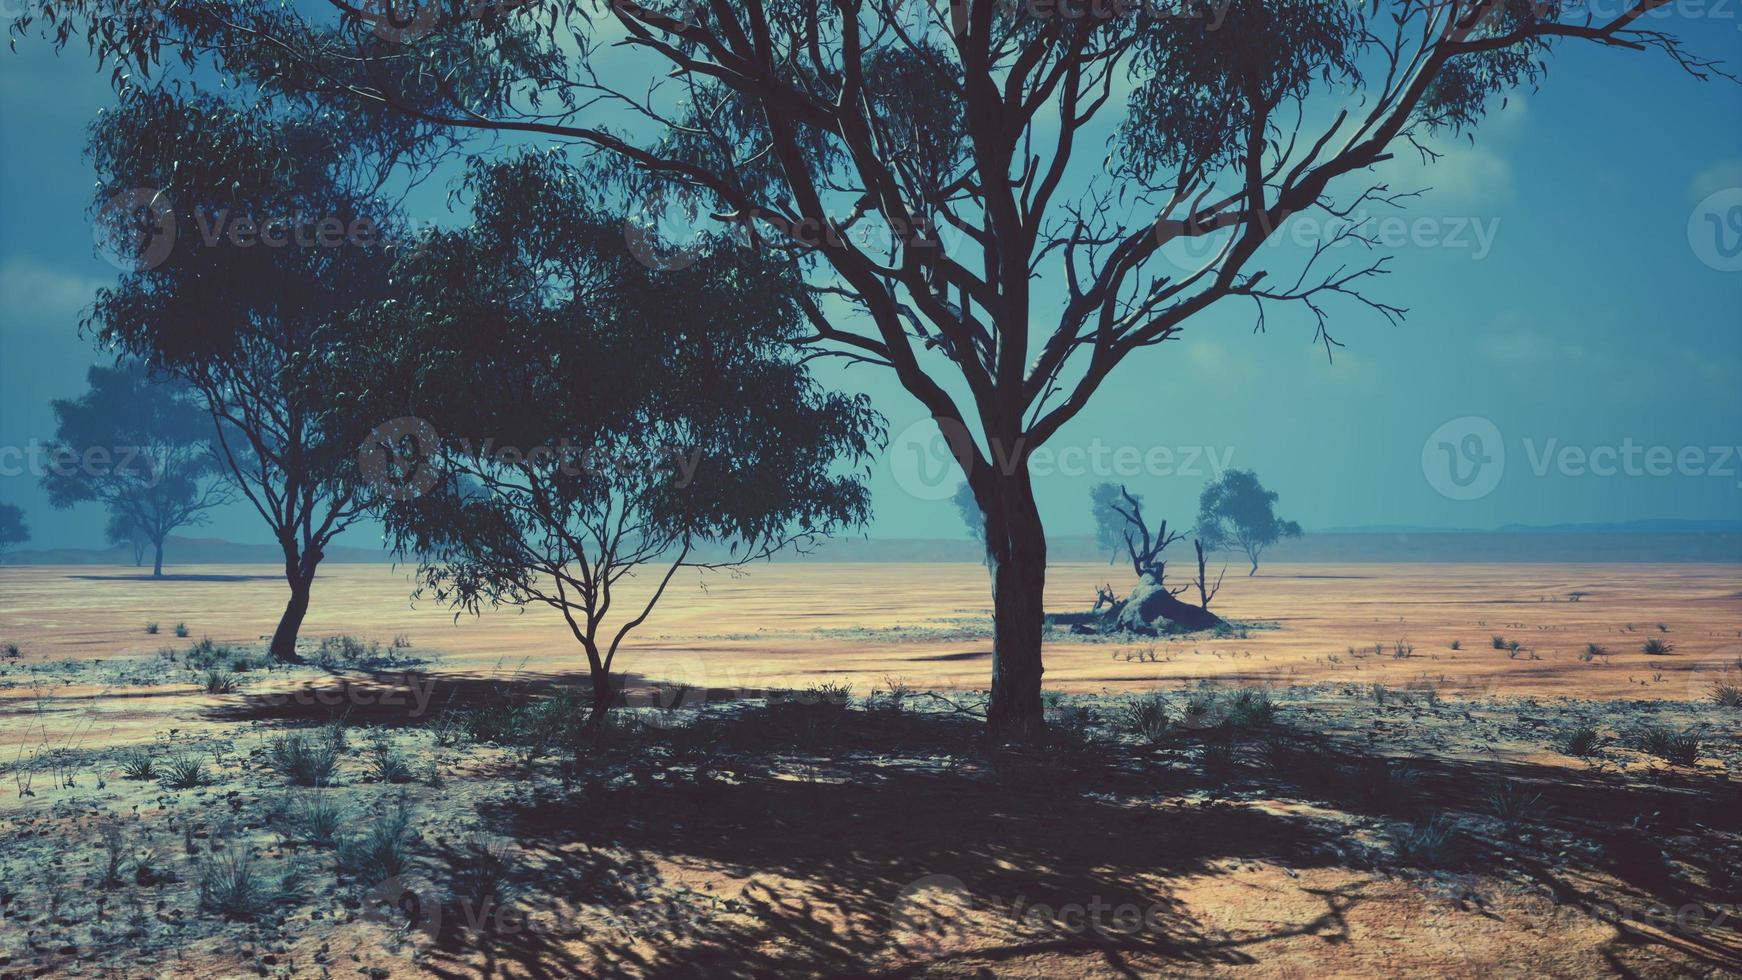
[1642,638,1674,655]
[1582,643,1606,662]
[1113,694,1169,744]
[1639,726,1700,766]
[1491,634,1507,650]
[199,849,275,918]
[1391,815,1461,866]
[365,740,415,784]
[1486,780,1544,832]
[117,747,156,780]
[145,622,159,635]
[173,622,189,638]
[1712,677,1742,708]
[1448,639,1461,650]
[1556,724,1604,758]
[339,799,415,883]
[202,669,240,694]
[283,794,344,846]
[268,731,342,787]
[1227,688,1275,726]
[161,753,209,788]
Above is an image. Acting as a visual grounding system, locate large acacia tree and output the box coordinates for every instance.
[84,91,399,660]
[26,0,1721,727]
[357,154,880,724]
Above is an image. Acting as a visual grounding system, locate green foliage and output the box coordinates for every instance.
[282,794,345,847]
[116,747,156,780]
[198,849,275,919]
[1642,637,1674,655]
[201,669,240,694]
[339,799,415,884]
[0,503,28,557]
[173,622,188,638]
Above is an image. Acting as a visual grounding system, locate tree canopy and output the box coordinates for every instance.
[1196,469,1301,575]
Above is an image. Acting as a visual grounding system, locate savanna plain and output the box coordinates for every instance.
[0,561,1737,978]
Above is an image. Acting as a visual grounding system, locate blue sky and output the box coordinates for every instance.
[1,14,1739,551]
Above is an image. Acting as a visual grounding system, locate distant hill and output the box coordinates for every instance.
[5,522,1738,566]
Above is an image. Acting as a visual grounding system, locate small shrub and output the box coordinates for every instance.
[2,642,20,659]
[1642,638,1673,656]
[1114,694,1169,744]
[1486,780,1545,832]
[268,731,341,787]
[1639,726,1700,766]
[97,823,131,890]
[365,740,415,784]
[1491,634,1507,650]
[1227,688,1275,726]
[1556,724,1604,758]
[173,622,189,638]
[1448,639,1461,651]
[202,669,240,694]
[1199,733,1238,781]
[161,753,209,788]
[1392,815,1461,866]
[283,794,344,846]
[145,622,159,635]
[117,747,156,780]
[339,799,414,883]
[1582,643,1605,662]
[1359,760,1420,813]
[199,850,275,918]
[1712,677,1742,708]
[1393,639,1414,659]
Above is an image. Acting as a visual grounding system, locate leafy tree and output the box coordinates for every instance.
[40,363,228,577]
[1091,483,1130,564]
[359,155,880,725]
[0,503,28,561]
[27,0,1717,728]
[82,91,399,659]
[105,511,152,566]
[1196,470,1301,576]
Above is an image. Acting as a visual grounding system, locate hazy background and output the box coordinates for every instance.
[2,15,1739,553]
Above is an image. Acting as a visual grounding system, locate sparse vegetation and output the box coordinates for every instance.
[268,730,342,787]
[201,668,240,694]
[198,849,275,918]
[1642,637,1673,655]
[1113,693,1169,744]
[173,622,189,638]
[339,798,415,884]
[364,739,415,784]
[1583,643,1606,661]
[282,794,344,846]
[1556,724,1605,758]
[1448,639,1461,650]
[1392,815,1461,866]
[144,621,158,635]
[1639,726,1700,766]
[160,753,209,789]
[116,747,155,780]
[1491,634,1507,650]
[1712,676,1742,708]
[1487,780,1545,833]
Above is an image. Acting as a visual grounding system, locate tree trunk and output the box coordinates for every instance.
[269,567,316,663]
[587,663,615,729]
[151,538,164,578]
[982,467,1047,735]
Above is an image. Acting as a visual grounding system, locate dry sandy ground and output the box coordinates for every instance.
[0,562,1737,979]
[2,561,1739,703]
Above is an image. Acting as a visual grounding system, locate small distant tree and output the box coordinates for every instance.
[105,512,152,566]
[362,156,880,726]
[84,92,397,658]
[1090,483,1130,565]
[41,363,228,577]
[0,503,28,561]
[1197,470,1302,576]
[953,482,985,545]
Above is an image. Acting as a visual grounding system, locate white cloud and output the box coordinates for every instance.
[1688,159,1742,203]
[1372,99,1526,210]
[0,259,107,329]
